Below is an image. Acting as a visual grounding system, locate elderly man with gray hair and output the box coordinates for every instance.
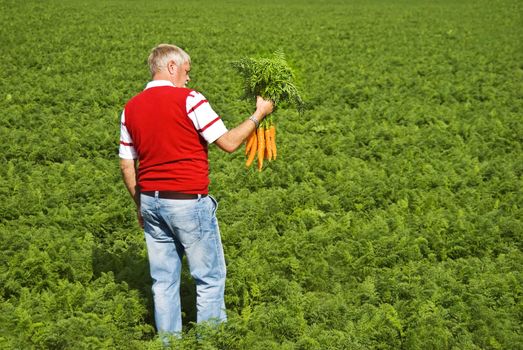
[119,44,273,340]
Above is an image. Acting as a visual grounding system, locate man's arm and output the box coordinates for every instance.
[214,97,273,153]
[119,158,139,204]
[119,158,143,228]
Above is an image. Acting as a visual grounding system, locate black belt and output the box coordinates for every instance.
[141,191,208,200]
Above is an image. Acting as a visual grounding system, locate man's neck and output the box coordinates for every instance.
[152,72,172,83]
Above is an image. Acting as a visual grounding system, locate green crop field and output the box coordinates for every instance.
[1,0,521,349]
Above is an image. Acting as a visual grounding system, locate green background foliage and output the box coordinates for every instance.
[0,0,521,349]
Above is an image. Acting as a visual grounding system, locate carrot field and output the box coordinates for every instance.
[0,0,522,349]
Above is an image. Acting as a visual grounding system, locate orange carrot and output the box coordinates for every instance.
[269,125,277,160]
[257,127,265,171]
[245,130,256,155]
[245,131,257,167]
[265,127,272,160]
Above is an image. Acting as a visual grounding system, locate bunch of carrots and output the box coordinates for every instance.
[232,50,304,171]
[245,118,277,171]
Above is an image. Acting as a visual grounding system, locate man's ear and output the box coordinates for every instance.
[167,60,177,75]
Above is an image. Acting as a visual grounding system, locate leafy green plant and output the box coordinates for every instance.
[231,50,305,114]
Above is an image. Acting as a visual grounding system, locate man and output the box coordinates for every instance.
[119,44,273,337]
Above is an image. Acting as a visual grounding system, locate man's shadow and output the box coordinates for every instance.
[92,245,197,331]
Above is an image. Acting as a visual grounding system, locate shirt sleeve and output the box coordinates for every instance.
[119,110,138,159]
[186,91,228,144]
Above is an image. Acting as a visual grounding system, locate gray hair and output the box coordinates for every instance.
[147,44,191,77]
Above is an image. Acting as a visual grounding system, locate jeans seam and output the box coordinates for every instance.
[209,195,218,217]
[197,200,204,242]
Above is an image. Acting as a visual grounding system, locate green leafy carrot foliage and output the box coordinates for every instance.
[231,50,305,114]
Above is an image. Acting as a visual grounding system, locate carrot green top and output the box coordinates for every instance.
[231,50,305,114]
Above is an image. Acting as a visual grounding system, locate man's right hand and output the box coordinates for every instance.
[256,96,274,117]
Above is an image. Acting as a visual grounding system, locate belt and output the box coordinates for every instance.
[141,191,208,200]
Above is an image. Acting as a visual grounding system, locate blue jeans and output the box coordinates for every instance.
[140,192,227,336]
